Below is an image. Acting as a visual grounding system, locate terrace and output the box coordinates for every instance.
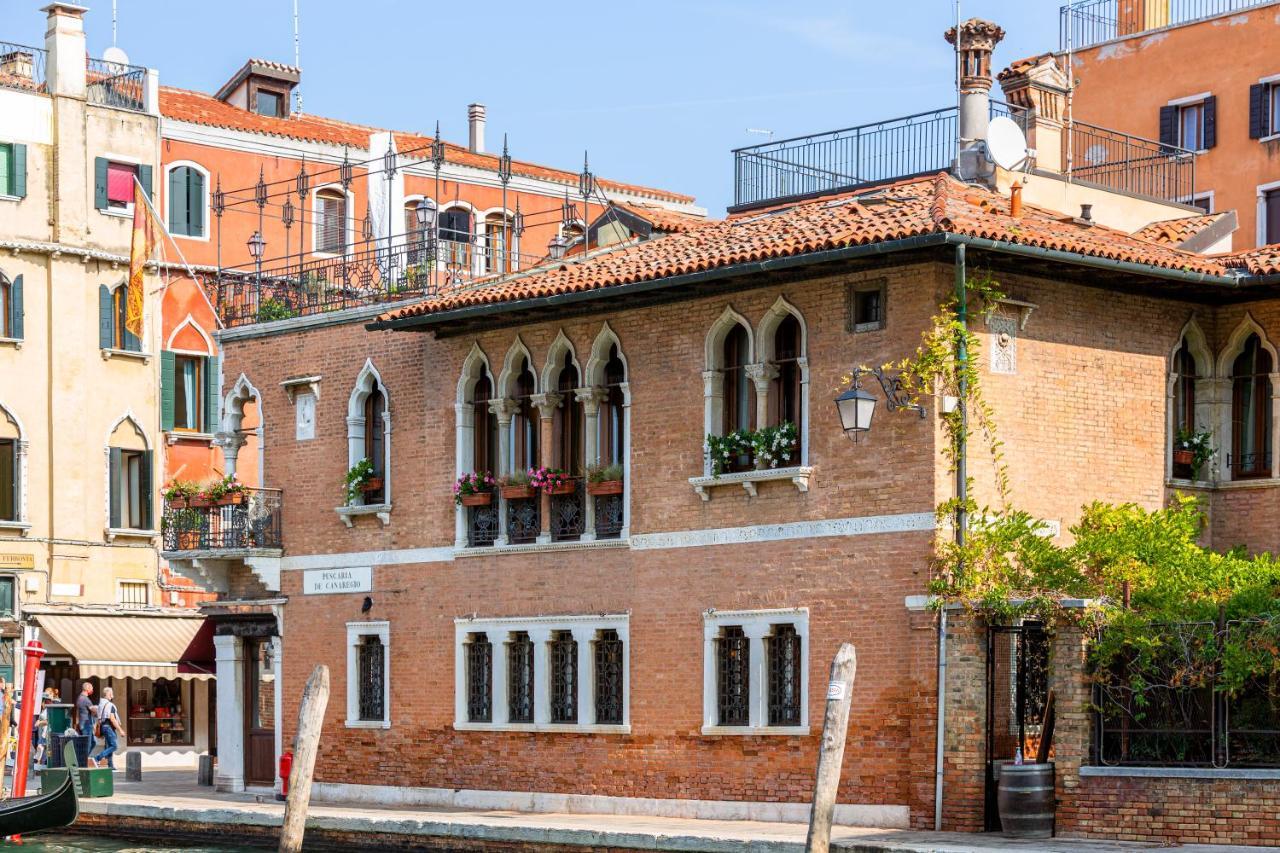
[0,40,149,113]
[1059,0,1276,50]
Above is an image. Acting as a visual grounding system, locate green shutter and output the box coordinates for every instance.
[160,350,176,432]
[168,167,184,235]
[98,284,113,348]
[94,157,108,211]
[9,275,22,340]
[140,450,153,530]
[189,169,204,237]
[204,354,220,434]
[108,447,122,528]
[120,284,140,351]
[0,145,11,197]
[12,144,25,199]
[138,164,153,201]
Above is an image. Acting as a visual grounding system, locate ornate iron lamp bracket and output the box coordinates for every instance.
[853,366,926,419]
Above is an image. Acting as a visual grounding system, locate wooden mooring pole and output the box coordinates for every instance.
[805,643,857,853]
[279,664,330,853]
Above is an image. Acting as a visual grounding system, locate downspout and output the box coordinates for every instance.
[935,242,968,831]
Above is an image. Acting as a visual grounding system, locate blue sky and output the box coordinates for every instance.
[10,1,1061,213]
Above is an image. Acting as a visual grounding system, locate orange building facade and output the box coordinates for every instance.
[1059,0,1280,248]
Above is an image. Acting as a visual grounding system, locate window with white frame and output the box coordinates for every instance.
[314,187,348,254]
[0,403,24,525]
[1161,96,1216,152]
[117,581,148,608]
[346,360,391,508]
[345,621,390,727]
[454,615,629,732]
[702,608,808,734]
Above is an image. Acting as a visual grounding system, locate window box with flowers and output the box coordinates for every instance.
[499,470,536,500]
[587,462,624,496]
[455,472,495,506]
[531,466,575,495]
[692,422,811,500]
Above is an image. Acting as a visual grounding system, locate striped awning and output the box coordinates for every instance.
[34,613,212,680]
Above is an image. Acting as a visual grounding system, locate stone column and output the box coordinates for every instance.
[528,626,552,726]
[213,634,246,792]
[576,387,609,541]
[454,402,472,548]
[743,622,771,729]
[532,393,562,544]
[491,632,510,726]
[571,626,594,726]
[215,432,247,479]
[746,362,778,431]
[489,399,517,545]
[701,370,722,476]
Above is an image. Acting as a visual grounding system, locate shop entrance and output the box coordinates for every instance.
[243,637,275,786]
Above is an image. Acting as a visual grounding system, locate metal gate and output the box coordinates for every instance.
[984,623,1050,830]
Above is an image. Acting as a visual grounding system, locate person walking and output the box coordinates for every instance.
[91,687,121,770]
[74,680,96,766]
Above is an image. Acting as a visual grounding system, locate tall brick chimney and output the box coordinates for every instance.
[43,2,88,98]
[468,103,486,154]
[998,55,1069,173]
[945,18,1005,182]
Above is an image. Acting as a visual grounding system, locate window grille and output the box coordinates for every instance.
[466,632,492,723]
[550,630,578,724]
[716,626,750,726]
[117,581,148,609]
[508,631,534,723]
[594,629,624,725]
[767,624,802,726]
[356,634,385,722]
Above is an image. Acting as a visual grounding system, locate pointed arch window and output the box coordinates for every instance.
[599,345,626,466]
[511,358,539,472]
[554,351,583,473]
[364,378,387,503]
[1173,340,1197,438]
[770,314,802,432]
[1231,334,1272,479]
[472,374,498,475]
[722,324,754,436]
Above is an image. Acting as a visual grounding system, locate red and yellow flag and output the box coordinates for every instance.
[125,179,158,340]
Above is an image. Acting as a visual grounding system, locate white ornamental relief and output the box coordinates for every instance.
[989,313,1018,375]
[295,392,316,440]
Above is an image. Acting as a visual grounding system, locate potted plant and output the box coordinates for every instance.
[161,479,200,507]
[454,471,495,506]
[499,469,535,500]
[531,466,575,495]
[706,429,754,476]
[586,462,624,496]
[750,422,799,470]
[205,474,247,506]
[161,507,203,550]
[1174,427,1215,479]
[343,458,376,505]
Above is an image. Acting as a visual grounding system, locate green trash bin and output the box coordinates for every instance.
[45,703,73,734]
[76,767,114,797]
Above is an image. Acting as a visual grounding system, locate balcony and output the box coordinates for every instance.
[161,488,283,594]
[86,56,147,112]
[732,103,1029,211]
[1060,0,1274,50]
[216,232,545,329]
[0,42,46,94]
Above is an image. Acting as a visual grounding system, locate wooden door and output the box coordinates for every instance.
[243,638,275,786]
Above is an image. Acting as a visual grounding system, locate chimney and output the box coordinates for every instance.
[945,18,1005,183]
[468,103,486,154]
[43,3,88,98]
[998,54,1069,173]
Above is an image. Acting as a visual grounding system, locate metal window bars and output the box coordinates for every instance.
[550,478,585,542]
[549,630,578,724]
[506,494,540,545]
[356,635,385,722]
[716,626,750,726]
[467,502,499,548]
[594,630,624,725]
[593,492,624,540]
[766,624,802,726]
[507,632,534,724]
[466,633,492,723]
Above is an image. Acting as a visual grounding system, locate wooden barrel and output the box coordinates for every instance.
[997,762,1055,839]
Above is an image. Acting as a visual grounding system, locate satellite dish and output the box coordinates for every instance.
[986,116,1030,171]
[101,46,130,70]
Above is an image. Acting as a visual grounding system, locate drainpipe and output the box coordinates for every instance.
[936,243,969,831]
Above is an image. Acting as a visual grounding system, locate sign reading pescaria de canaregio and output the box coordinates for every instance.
[302,566,372,595]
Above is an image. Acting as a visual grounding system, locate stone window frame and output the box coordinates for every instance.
[454,326,632,551]
[1214,315,1280,484]
[701,607,809,736]
[695,302,812,498]
[1167,319,1215,484]
[452,613,630,734]
[345,620,390,729]
[337,359,392,526]
[0,401,30,535]
[846,277,887,333]
[103,410,155,539]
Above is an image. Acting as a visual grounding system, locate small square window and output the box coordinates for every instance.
[255,90,284,118]
[118,581,148,609]
[848,279,887,332]
[106,161,138,210]
[1178,102,1205,151]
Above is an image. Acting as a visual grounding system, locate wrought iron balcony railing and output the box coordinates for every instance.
[161,488,283,552]
[732,102,1028,210]
[87,56,147,112]
[1067,120,1195,202]
[217,232,545,328]
[0,42,46,94]
[1060,0,1273,50]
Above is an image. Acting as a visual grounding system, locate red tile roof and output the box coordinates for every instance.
[158,87,693,203]
[1132,213,1222,246]
[377,173,1234,324]
[613,201,709,233]
[1222,245,1280,276]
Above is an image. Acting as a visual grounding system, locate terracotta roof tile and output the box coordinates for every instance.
[378,174,1232,325]
[158,87,693,203]
[1132,213,1222,246]
[1222,245,1280,276]
[612,201,710,233]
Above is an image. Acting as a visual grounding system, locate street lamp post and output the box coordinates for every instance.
[248,230,266,310]
[834,366,925,442]
[416,198,437,289]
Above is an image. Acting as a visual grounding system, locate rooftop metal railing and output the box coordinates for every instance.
[1059,0,1276,50]
[1067,120,1196,202]
[86,56,147,112]
[732,102,1028,210]
[0,42,46,94]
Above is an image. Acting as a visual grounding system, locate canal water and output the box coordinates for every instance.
[8,836,267,852]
